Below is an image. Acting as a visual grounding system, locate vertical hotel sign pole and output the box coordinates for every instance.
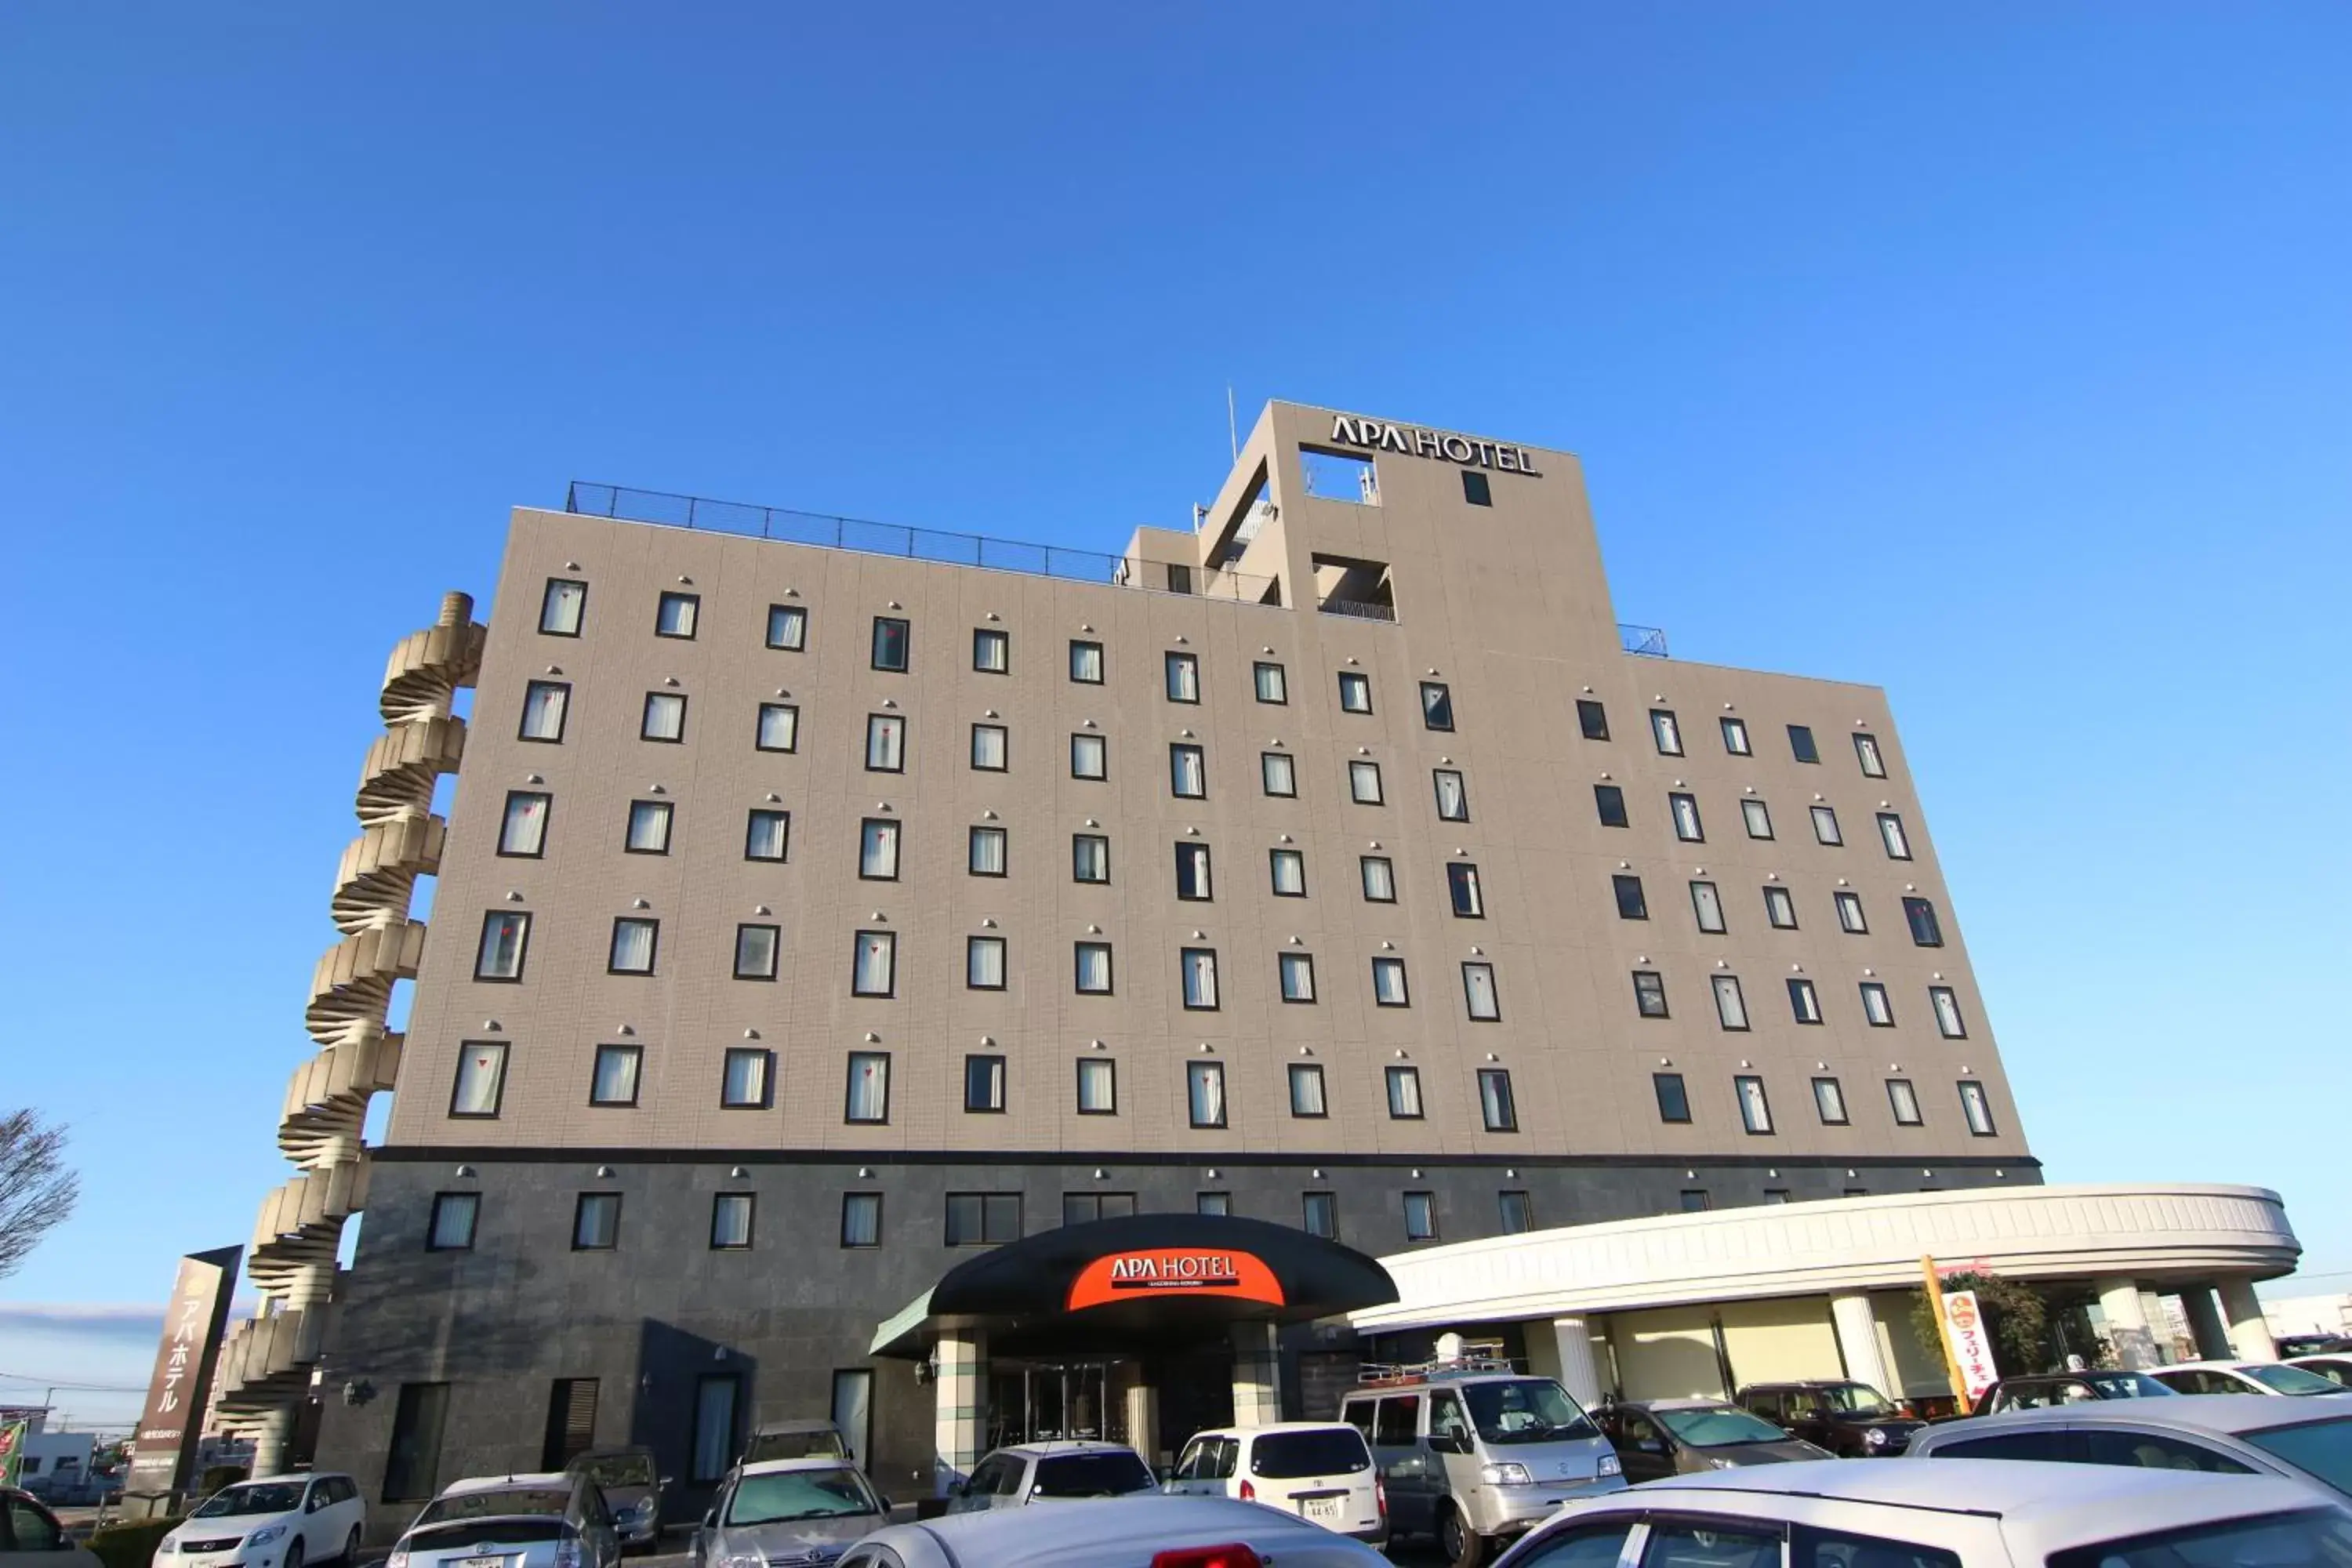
[1920,1254,1971,1410]
[125,1246,243,1515]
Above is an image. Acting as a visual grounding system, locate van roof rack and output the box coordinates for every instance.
[1356,1344,1523,1386]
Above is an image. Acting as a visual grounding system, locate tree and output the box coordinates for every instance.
[0,1109,79,1280]
[1910,1269,2052,1375]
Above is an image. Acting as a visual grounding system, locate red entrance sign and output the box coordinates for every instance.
[1066,1249,1285,1312]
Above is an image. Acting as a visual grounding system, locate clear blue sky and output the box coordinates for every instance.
[4,5,2348,1421]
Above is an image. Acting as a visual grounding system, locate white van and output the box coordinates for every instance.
[1164,1423,1385,1545]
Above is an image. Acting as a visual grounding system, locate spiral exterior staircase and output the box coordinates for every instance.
[213,593,485,1469]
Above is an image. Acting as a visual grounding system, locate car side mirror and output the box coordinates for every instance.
[660,1476,675,1489]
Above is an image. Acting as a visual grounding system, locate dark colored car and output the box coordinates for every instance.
[2279,1335,2352,1359]
[565,1447,669,1552]
[1593,1400,1828,1480]
[1971,1371,2179,1415]
[1736,1381,1924,1457]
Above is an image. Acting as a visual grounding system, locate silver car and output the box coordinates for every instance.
[942,1443,1157,1513]
[1907,1392,2352,1501]
[838,1494,1388,1568]
[388,1473,620,1568]
[691,1458,889,1568]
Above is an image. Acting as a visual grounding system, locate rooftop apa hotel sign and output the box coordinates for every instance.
[1327,414,1542,476]
[1066,1248,1285,1312]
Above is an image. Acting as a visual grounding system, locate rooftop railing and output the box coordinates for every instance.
[1620,622,1669,658]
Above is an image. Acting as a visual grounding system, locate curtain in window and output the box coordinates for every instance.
[1069,641,1102,681]
[1738,1076,1773,1133]
[1271,851,1304,895]
[1856,734,1886,776]
[1861,983,1893,1025]
[1933,987,1966,1037]
[846,1053,889,1121]
[1075,943,1112,993]
[866,716,903,770]
[1255,663,1286,702]
[521,683,567,739]
[1434,771,1467,819]
[1188,1062,1225,1126]
[965,1056,1004,1112]
[541,579,585,634]
[1421,684,1453,728]
[722,1050,769,1106]
[735,925,777,979]
[1811,805,1842,844]
[971,725,1007,769]
[657,593,698,637]
[1077,1058,1115,1112]
[1349,761,1382,803]
[1961,1082,1995,1134]
[1837,891,1867,932]
[1177,845,1211,899]
[626,801,670,852]
[502,793,548,855]
[969,827,1006,875]
[1386,1065,1422,1117]
[451,1044,506,1115]
[1879,812,1911,858]
[1888,1079,1922,1124]
[1479,1070,1516,1131]
[642,693,685,741]
[840,1194,880,1246]
[1361,857,1395,900]
[1166,654,1198,701]
[1690,881,1725,933]
[1374,958,1408,1005]
[1743,800,1773,838]
[477,913,528,978]
[852,933,894,995]
[1789,978,1820,1022]
[1813,1078,1846,1123]
[1171,745,1206,797]
[1183,949,1218,1007]
[758,704,798,751]
[1072,734,1106,777]
[591,1047,638,1105]
[871,619,909,670]
[712,1195,751,1247]
[768,604,805,649]
[746,810,788,860]
[1463,963,1500,1019]
[429,1193,477,1248]
[1766,887,1795,928]
[1261,753,1295,795]
[860,821,898,878]
[1713,975,1748,1028]
[1651,710,1681,753]
[1448,862,1483,916]
[610,920,656,973]
[1279,953,1316,1001]
[1340,673,1371,712]
[1072,835,1106,880]
[1671,794,1703,840]
[1288,1064,1326,1116]
[1405,1193,1436,1238]
[1720,717,1750,754]
[974,630,1007,672]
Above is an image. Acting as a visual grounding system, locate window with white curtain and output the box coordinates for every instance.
[1855,732,1887,777]
[1385,1065,1423,1118]
[641,691,687,742]
[428,1192,479,1250]
[720,1048,771,1108]
[1835,890,1868,933]
[1878,811,1911,859]
[1446,862,1483,917]
[757,702,798,753]
[1187,1061,1226,1127]
[964,1054,1005,1113]
[1070,732,1107,779]
[710,1193,753,1250]
[1671,792,1704,842]
[1373,956,1409,1007]
[1888,1077,1923,1125]
[1074,942,1113,994]
[1931,985,1968,1038]
[1860,982,1895,1026]
[1712,974,1749,1030]
[539,578,586,636]
[970,723,1007,771]
[745,808,789,862]
[1788,977,1822,1024]
[1959,1080,1997,1136]
[844,1052,890,1123]
[1633,970,1669,1018]
[1763,885,1798,929]
[474,909,528,978]
[1360,856,1396,902]
[1433,769,1469,822]
[1404,1192,1438,1240]
[1076,1058,1116,1114]
[1279,952,1316,1002]
[609,917,658,975]
[590,1045,641,1106]
[1071,833,1109,883]
[1719,715,1751,755]
[626,800,673,854]
[851,931,895,996]
[865,714,905,771]
[1261,751,1297,797]
[1287,1063,1327,1117]
[520,681,569,742]
[734,924,779,980]
[1690,880,1726,934]
[1164,652,1200,702]
[449,1042,507,1117]
[573,1192,622,1250]
[1650,708,1682,755]
[1175,842,1212,901]
[967,936,1006,989]
[839,1192,881,1247]
[1338,671,1373,713]
[858,818,900,880]
[1462,961,1501,1021]
[766,604,807,651]
[1169,743,1207,798]
[499,791,550,857]
[1069,640,1103,683]
[1811,804,1843,845]
[972,627,1009,673]
[1181,948,1219,1009]
[1813,1076,1848,1125]
[1742,798,1773,839]
[1269,848,1305,897]
[655,591,699,639]
[1348,760,1383,804]
[1735,1074,1773,1134]
[968,825,1007,877]
[1254,662,1287,703]
[1478,1069,1517,1132]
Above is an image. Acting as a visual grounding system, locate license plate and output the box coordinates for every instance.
[461,1555,506,1568]
[1301,1496,1342,1523]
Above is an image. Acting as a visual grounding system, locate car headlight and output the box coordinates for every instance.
[1597,1454,1622,1477]
[387,1551,409,1568]
[156,1541,179,1556]
[1863,1428,1890,1449]
[724,1552,767,1568]
[1479,1462,1534,1486]
[248,1527,289,1547]
[1707,1455,1738,1470]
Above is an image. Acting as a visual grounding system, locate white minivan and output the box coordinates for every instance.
[1165,1423,1385,1546]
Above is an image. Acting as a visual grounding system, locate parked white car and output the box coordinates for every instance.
[2151,1360,2352,1397]
[156,1474,366,1568]
[838,1494,1388,1568]
[942,1442,1156,1512]
[1907,1392,2352,1501]
[1165,1423,1385,1545]
[1492,1457,2350,1568]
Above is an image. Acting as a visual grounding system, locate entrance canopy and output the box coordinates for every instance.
[873,1213,1397,1359]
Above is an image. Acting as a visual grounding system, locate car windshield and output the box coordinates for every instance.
[194,1484,307,1518]
[417,1490,571,1525]
[2249,1365,2352,1396]
[2303,1363,2352,1388]
[572,1454,656,1488]
[726,1468,877,1524]
[1031,1452,1156,1497]
[1461,1379,1599,1445]
[1653,1406,1790,1446]
[2047,1507,2352,1568]
[746,1430,847,1461]
[1250,1430,1372,1478]
[1813,1383,1895,1415]
[2248,1417,2352,1495]
[2079,1373,2176,1399]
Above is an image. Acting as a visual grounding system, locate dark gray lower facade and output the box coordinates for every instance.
[318,1149,2034,1537]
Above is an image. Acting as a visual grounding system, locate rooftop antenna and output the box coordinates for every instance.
[1226,385,1239,463]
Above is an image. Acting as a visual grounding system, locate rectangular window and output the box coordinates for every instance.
[1904,896,1944,946]
[1279,952,1316,1003]
[655,591,699,639]
[1498,1191,1534,1234]
[720,1047,772,1109]
[625,799,673,854]
[1461,468,1492,506]
[1260,751,1298,797]
[871,616,909,672]
[608,917,658,975]
[1681,1189,1712,1213]
[1713,974,1749,1030]
[964,1054,1005,1112]
[1835,890,1868,933]
[1254,661,1288,702]
[1164,651,1200,702]
[1670,791,1704,842]
[1446,861,1483,917]
[1196,1191,1230,1216]
[1072,833,1109,883]
[641,691,686,742]
[1062,1192,1137,1225]
[1594,783,1629,828]
[1338,670,1373,713]
[1613,873,1649,920]
[1735,1075,1773,1135]
[572,1192,620,1250]
[1812,1076,1848,1125]
[520,680,570,742]
[745,808,789,862]
[383,1382,451,1503]
[1187,1060,1227,1127]
[1288,1062,1327,1116]
[1176,841,1214,902]
[851,931,896,996]
[1349,760,1384,803]
[968,824,1007,877]
[1181,947,1219,1009]
[1359,855,1396,902]
[734,923,779,981]
[1811,804,1843,845]
[865,713,905,771]
[1462,961,1501,1021]
[966,935,1007,990]
[1720,715,1751,755]
[1404,1191,1439,1241]
[1167,564,1192,594]
[1577,699,1610,741]
[539,578,586,636]
[1432,768,1469,821]
[845,1051,891,1123]
[1302,1192,1338,1240]
[590,1044,641,1106]
[1788,724,1820,764]
[1741,798,1774,840]
[840,1192,882,1247]
[1076,1058,1116,1114]
[1070,732,1107,779]
[1169,742,1207,798]
[1690,880,1726,933]
[1421,681,1455,730]
[972,627,1009,673]
[1269,848,1306,897]
[1788,977,1823,1024]
[757,702,799,753]
[499,791,550,857]
[1478,1069,1518,1132]
[1650,708,1682,755]
[1633,969,1670,1018]
[1764,884,1798,929]
[970,722,1007,771]
[1069,639,1104,683]
[1854,731,1887,777]
[1764,1190,1791,1205]
[1959,1080,1998,1136]
[1074,942,1114,994]
[1860,981,1895,1026]
[710,1193,753,1250]
[1887,1077,1923,1126]
[858,818,900,879]
[1878,811,1912,859]
[426,1192,477,1250]
[475,912,530,981]
[1931,985,1968,1038]
[691,1377,738,1486]
[1372,956,1410,1006]
[767,604,807,651]
[1653,1072,1691,1123]
[1385,1064,1423,1118]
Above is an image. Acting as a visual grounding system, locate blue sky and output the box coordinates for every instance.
[4,5,2348,1423]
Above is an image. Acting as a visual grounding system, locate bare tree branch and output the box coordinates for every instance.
[0,1109,80,1280]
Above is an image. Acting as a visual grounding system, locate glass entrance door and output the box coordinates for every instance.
[986,1360,1125,1450]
